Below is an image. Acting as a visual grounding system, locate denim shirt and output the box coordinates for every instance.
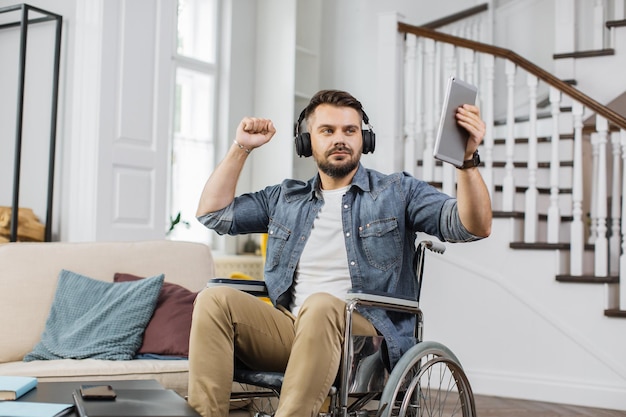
[198,163,480,368]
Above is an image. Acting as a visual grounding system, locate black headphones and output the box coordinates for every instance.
[293,107,376,157]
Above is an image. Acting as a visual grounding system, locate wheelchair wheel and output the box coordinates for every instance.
[231,381,279,417]
[377,341,476,417]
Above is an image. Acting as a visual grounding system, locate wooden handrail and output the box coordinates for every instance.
[398,21,626,130]
[421,3,489,29]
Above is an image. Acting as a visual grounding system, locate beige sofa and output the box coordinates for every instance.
[0,240,215,396]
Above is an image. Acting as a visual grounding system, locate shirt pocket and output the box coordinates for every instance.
[359,218,402,271]
[266,220,291,269]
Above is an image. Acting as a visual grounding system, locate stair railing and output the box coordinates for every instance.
[385,17,626,311]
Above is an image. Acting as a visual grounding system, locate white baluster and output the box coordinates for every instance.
[481,53,495,198]
[457,39,466,81]
[403,34,417,174]
[616,0,626,20]
[415,39,425,166]
[589,133,599,244]
[524,74,539,243]
[442,43,457,196]
[464,49,476,87]
[434,41,447,187]
[434,42,443,125]
[422,38,436,182]
[443,43,457,84]
[442,159,456,197]
[619,129,626,309]
[595,116,609,277]
[593,0,606,50]
[469,16,479,43]
[547,87,561,243]
[570,101,585,276]
[502,60,516,211]
[463,19,472,42]
[610,131,621,275]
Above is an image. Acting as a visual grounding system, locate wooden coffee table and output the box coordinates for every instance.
[18,379,199,417]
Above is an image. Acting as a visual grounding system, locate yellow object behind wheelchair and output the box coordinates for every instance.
[228,234,271,304]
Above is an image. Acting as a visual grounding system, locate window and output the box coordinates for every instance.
[168,0,219,244]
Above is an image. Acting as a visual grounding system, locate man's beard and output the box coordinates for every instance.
[315,146,360,178]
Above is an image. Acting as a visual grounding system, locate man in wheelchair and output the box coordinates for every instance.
[191,89,492,417]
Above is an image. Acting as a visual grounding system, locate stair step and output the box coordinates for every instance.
[494,108,573,125]
[606,19,626,28]
[509,239,597,250]
[494,210,574,223]
[556,274,619,284]
[553,48,615,59]
[417,160,443,167]
[493,211,524,219]
[538,213,573,222]
[494,185,573,195]
[510,242,570,250]
[492,134,574,144]
[604,309,626,318]
[419,160,574,169]
[492,161,573,169]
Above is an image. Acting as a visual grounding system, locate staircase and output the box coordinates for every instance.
[376,1,626,410]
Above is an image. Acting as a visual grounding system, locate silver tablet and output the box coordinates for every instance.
[433,76,478,168]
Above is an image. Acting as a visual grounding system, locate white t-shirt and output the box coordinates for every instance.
[290,186,352,316]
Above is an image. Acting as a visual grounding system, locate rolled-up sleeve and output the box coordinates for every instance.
[197,203,234,235]
[439,199,481,242]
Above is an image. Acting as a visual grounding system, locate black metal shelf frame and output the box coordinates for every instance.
[0,4,62,241]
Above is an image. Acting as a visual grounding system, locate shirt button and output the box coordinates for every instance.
[346,232,350,237]
[344,204,349,209]
[350,261,356,266]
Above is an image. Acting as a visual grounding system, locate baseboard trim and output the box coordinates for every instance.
[468,369,626,410]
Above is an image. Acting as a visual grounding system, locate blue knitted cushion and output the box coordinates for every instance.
[24,270,164,361]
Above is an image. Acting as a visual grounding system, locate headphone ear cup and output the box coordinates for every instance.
[362,130,376,154]
[295,132,312,157]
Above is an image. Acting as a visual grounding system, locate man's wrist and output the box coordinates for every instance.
[233,139,252,154]
[458,150,480,169]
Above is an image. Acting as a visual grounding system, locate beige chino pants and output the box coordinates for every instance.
[188,286,377,417]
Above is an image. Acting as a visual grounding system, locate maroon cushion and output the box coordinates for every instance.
[114,273,198,357]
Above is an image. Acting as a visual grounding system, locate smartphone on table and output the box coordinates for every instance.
[79,384,117,400]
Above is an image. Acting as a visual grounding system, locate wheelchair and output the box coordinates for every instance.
[208,240,476,417]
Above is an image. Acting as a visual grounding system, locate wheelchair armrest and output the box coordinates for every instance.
[207,278,269,297]
[345,289,419,311]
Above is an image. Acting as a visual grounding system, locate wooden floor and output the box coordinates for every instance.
[474,394,626,417]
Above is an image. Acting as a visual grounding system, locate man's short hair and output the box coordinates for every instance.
[302,90,365,125]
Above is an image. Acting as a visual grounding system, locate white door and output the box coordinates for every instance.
[68,0,174,241]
